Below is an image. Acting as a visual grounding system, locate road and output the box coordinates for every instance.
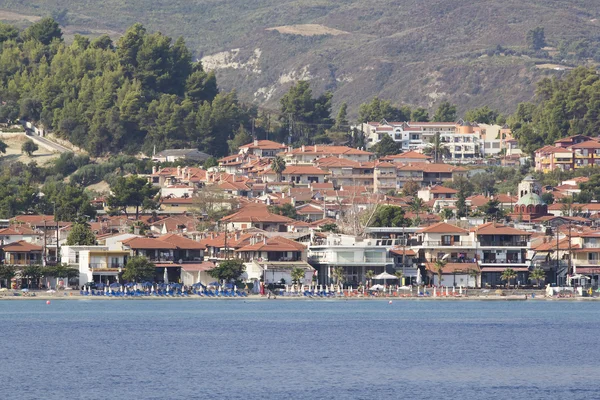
[25,131,71,154]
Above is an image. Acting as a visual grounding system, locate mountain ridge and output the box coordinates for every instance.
[2,0,600,116]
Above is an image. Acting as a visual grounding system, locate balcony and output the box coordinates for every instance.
[90,263,124,270]
[571,257,600,266]
[3,259,43,266]
[479,259,528,266]
[308,256,395,265]
[478,240,529,247]
[418,241,474,247]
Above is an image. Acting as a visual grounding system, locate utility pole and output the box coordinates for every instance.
[54,204,59,266]
[402,225,406,284]
[42,219,47,267]
[223,223,229,260]
[568,222,572,279]
[556,225,560,287]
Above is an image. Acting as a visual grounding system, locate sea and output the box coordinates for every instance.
[0,299,598,400]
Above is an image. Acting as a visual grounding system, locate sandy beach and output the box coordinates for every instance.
[1,290,597,301]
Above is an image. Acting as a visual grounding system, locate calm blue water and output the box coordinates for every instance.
[0,299,598,399]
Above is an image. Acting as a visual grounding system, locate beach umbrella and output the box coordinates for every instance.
[445,286,449,296]
[459,286,463,295]
[452,286,456,295]
[433,287,437,297]
[163,268,169,284]
[325,285,329,294]
[416,269,422,285]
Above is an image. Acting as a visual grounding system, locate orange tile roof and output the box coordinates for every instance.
[383,151,431,160]
[285,145,373,156]
[0,227,37,235]
[281,165,329,175]
[1,240,43,252]
[235,236,306,252]
[157,233,205,250]
[474,222,531,236]
[220,203,294,223]
[121,237,178,250]
[536,145,573,154]
[570,140,600,149]
[425,262,479,273]
[428,185,458,194]
[239,140,287,150]
[467,195,490,208]
[316,157,361,168]
[420,222,468,234]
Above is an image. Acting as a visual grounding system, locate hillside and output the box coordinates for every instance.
[2,0,600,116]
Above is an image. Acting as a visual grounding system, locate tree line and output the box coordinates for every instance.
[0,18,255,157]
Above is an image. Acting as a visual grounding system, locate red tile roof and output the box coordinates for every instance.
[235,236,306,252]
[157,234,205,250]
[425,262,479,273]
[474,222,531,236]
[239,140,287,150]
[220,203,294,224]
[420,222,468,234]
[122,237,178,250]
[1,240,43,252]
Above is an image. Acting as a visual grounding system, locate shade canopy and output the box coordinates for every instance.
[374,272,398,280]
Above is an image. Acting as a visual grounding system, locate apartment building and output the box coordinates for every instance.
[534,136,600,172]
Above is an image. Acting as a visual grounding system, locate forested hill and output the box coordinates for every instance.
[1,0,600,116]
[0,20,252,157]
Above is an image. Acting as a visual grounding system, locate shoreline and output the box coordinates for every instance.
[1,293,597,301]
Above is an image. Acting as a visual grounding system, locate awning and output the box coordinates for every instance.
[575,267,600,274]
[480,267,529,273]
[180,262,216,272]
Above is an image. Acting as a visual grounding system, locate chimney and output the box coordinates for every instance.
[282,192,285,199]
[235,232,240,241]
[314,144,317,152]
[152,166,157,174]
[254,139,258,146]
[263,237,267,244]
[302,145,306,152]
[177,166,182,177]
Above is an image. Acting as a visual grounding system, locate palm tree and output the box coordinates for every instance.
[440,208,454,220]
[409,197,426,223]
[501,268,517,289]
[468,268,481,289]
[394,270,404,286]
[271,156,286,182]
[365,269,375,288]
[434,260,446,286]
[333,266,345,289]
[291,267,305,285]
[423,132,450,163]
[529,268,546,289]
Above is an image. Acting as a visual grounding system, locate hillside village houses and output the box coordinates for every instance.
[4,126,600,295]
